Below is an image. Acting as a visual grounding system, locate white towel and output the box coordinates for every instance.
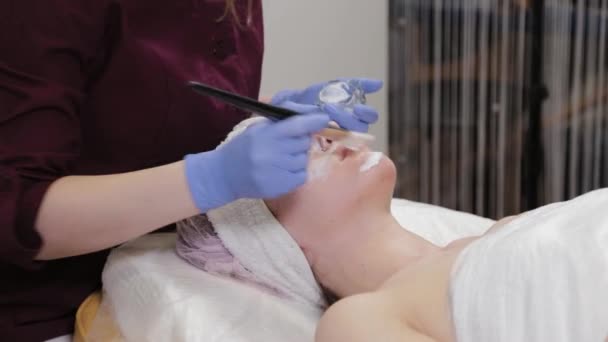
[177,114,326,310]
[206,198,327,310]
[390,198,494,247]
[100,234,321,342]
[450,189,608,342]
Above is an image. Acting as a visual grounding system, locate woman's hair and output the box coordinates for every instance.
[220,0,253,27]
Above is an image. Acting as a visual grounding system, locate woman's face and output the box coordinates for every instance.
[266,136,397,232]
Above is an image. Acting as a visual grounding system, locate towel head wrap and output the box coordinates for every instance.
[176,117,327,310]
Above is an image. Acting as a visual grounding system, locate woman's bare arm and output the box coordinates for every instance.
[35,161,198,260]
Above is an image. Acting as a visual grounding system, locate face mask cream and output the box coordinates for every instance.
[359,152,383,173]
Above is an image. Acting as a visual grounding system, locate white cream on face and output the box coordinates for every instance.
[308,154,333,180]
[359,152,383,173]
[308,138,337,180]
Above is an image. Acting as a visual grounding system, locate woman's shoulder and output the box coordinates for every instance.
[375,249,462,342]
[316,291,440,342]
[0,0,114,56]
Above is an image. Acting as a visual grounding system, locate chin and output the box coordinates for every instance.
[358,155,397,208]
[365,154,396,185]
[380,155,397,181]
[379,156,397,201]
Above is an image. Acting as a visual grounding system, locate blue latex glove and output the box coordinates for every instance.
[184,114,330,212]
[270,78,384,133]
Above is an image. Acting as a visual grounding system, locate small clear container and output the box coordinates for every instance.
[317,80,366,110]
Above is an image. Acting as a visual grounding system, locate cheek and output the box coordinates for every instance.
[311,156,396,210]
[288,156,396,216]
[287,173,359,222]
[305,178,354,212]
[308,154,336,181]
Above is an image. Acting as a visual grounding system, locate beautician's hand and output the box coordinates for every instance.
[184,114,330,212]
[271,78,384,133]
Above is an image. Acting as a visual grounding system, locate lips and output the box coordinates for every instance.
[359,152,383,172]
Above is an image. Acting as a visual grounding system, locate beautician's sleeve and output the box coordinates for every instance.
[0,1,105,268]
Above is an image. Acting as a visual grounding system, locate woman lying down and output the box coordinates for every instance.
[92,118,608,342]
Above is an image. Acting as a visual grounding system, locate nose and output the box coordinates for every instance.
[332,143,357,160]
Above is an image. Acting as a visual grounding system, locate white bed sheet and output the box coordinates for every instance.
[98,199,494,342]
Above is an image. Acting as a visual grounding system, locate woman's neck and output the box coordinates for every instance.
[301,212,439,297]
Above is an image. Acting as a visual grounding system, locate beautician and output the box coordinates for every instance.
[0,1,382,340]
